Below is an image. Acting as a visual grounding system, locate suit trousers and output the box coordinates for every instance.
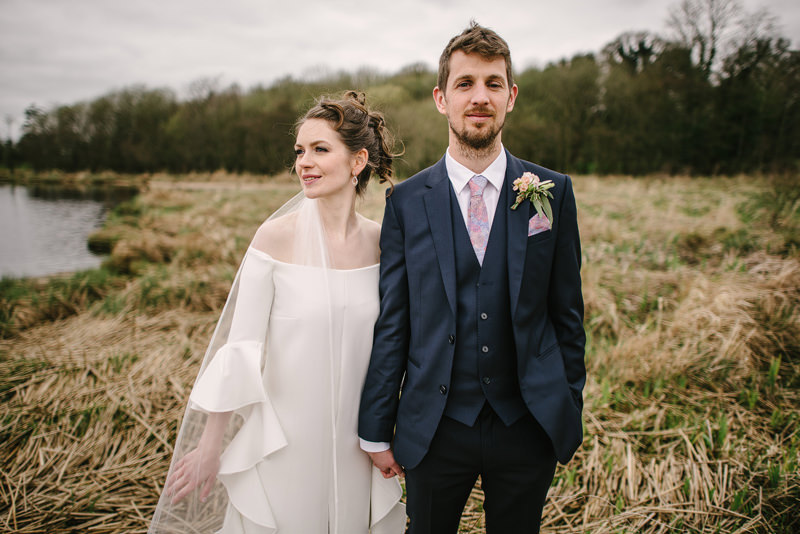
[405,403,557,534]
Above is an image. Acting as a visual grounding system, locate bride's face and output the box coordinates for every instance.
[294,118,359,200]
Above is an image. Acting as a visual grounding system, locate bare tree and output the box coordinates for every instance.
[602,31,667,73]
[187,76,223,101]
[668,0,741,76]
[735,6,779,50]
[4,115,13,142]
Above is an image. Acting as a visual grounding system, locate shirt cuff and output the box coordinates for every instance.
[359,438,391,453]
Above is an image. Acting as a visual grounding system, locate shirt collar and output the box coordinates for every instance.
[445,146,507,194]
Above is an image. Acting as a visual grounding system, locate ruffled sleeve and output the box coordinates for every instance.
[187,248,288,531]
[190,247,275,414]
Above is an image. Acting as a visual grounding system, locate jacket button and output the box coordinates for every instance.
[482,377,491,385]
[439,385,447,395]
[481,345,489,353]
[480,312,488,320]
[448,335,455,344]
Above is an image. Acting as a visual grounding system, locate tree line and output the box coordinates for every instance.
[3,1,798,177]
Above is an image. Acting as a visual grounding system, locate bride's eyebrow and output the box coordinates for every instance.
[294,140,330,148]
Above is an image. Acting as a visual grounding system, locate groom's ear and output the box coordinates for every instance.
[506,84,518,113]
[433,86,447,116]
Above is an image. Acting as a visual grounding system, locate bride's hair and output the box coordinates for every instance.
[296,91,398,196]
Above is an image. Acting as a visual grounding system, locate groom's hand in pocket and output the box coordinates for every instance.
[368,449,404,479]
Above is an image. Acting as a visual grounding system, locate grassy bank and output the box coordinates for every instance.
[1,173,798,533]
[0,168,145,189]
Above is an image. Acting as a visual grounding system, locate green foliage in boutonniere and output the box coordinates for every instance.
[511,172,555,226]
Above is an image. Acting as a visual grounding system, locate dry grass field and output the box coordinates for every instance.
[1,172,798,533]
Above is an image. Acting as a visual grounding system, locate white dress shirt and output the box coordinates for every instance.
[359,147,508,455]
[445,146,507,232]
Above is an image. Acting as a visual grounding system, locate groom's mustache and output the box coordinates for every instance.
[465,107,495,117]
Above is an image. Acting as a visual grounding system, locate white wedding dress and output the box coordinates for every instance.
[164,246,405,534]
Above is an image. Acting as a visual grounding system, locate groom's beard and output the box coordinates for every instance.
[449,108,505,157]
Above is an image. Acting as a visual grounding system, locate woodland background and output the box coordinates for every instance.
[2,0,798,179]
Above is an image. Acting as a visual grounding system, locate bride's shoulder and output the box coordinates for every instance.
[358,214,381,239]
[356,215,381,263]
[251,212,297,261]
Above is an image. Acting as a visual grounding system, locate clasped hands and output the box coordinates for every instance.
[368,448,404,479]
[165,442,402,504]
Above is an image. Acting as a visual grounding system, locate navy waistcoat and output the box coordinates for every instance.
[444,181,528,427]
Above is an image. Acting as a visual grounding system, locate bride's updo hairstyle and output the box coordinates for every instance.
[296,91,396,196]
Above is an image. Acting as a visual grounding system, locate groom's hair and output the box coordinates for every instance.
[437,20,514,92]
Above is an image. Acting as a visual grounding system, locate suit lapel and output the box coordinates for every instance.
[505,151,529,317]
[423,158,457,316]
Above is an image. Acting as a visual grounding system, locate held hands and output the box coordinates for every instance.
[368,449,404,479]
[166,443,221,504]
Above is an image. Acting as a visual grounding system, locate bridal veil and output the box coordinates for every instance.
[148,193,404,533]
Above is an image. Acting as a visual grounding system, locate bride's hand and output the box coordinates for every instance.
[368,449,404,479]
[166,444,221,504]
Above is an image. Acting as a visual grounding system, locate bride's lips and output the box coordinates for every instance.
[302,174,321,184]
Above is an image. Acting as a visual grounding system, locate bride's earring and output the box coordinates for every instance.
[351,174,358,186]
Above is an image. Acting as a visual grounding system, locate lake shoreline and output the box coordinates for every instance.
[0,182,138,279]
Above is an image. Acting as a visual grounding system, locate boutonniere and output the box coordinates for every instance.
[511,172,554,228]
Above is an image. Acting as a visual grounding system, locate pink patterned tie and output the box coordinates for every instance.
[468,175,490,265]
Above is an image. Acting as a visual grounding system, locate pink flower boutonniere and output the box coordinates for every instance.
[511,172,555,228]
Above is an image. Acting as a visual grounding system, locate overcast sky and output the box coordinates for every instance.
[1,0,798,140]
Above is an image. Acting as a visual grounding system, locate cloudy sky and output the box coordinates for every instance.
[1,0,798,139]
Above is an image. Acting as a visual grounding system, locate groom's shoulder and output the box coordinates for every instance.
[390,158,444,199]
[513,154,569,184]
[510,154,573,196]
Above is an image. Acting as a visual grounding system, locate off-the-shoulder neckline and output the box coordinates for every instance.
[247,246,379,272]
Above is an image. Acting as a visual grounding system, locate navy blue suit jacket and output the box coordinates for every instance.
[358,149,586,468]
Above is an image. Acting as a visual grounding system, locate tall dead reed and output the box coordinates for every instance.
[1,174,798,533]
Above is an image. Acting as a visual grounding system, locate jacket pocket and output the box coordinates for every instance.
[527,230,553,245]
[538,342,559,360]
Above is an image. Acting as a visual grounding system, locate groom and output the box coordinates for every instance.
[359,22,585,533]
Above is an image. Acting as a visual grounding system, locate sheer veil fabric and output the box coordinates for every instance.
[149,193,405,533]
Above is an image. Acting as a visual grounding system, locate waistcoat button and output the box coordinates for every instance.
[439,385,448,394]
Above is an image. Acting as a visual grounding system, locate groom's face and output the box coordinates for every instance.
[434,50,518,150]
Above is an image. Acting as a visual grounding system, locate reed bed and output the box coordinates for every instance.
[1,174,798,533]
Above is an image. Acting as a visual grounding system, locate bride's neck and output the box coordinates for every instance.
[317,194,358,240]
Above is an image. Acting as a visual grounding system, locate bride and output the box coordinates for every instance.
[148,92,406,534]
